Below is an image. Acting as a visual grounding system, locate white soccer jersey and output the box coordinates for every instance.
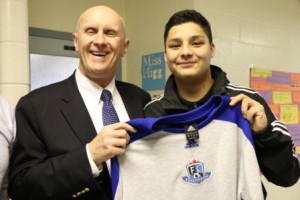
[111,95,264,200]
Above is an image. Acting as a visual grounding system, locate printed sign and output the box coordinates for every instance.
[142,52,165,91]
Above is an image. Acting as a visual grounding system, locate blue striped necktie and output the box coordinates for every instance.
[101,89,119,125]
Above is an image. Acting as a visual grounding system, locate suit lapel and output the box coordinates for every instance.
[60,74,96,144]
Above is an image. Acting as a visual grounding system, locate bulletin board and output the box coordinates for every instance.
[250,68,300,160]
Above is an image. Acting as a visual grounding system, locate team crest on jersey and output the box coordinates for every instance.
[182,159,211,185]
[184,139,199,149]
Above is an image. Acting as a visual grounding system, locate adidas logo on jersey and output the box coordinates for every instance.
[187,125,196,132]
[185,139,199,149]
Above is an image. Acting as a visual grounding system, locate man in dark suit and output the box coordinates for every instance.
[8,5,151,200]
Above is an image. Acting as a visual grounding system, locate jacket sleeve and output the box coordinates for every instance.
[252,94,300,187]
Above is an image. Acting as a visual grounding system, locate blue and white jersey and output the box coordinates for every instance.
[111,95,264,200]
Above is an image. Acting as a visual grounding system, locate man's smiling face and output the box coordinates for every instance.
[73,6,129,87]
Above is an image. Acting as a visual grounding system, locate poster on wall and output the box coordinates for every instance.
[250,67,300,160]
[141,52,165,93]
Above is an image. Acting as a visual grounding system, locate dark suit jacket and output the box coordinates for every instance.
[8,73,151,200]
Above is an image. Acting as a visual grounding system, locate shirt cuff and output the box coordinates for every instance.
[86,144,103,177]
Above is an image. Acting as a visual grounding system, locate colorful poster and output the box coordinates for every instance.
[141,52,165,91]
[250,68,300,160]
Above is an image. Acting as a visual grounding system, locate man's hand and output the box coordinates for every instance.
[229,94,267,134]
[88,122,136,165]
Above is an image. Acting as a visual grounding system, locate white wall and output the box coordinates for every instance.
[0,0,28,105]
[195,0,300,86]
[124,0,195,90]
[124,0,300,86]
[28,0,126,33]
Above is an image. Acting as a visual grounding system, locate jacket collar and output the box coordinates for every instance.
[161,65,229,111]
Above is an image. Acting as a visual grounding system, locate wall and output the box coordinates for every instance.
[0,0,28,105]
[125,0,300,86]
[195,0,300,86]
[27,0,300,199]
[28,0,126,33]
[124,0,195,91]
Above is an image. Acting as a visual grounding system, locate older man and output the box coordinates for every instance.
[9,6,151,200]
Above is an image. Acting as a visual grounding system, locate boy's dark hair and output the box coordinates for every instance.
[164,9,213,45]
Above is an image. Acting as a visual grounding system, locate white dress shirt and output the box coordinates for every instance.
[0,96,16,199]
[75,69,130,176]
